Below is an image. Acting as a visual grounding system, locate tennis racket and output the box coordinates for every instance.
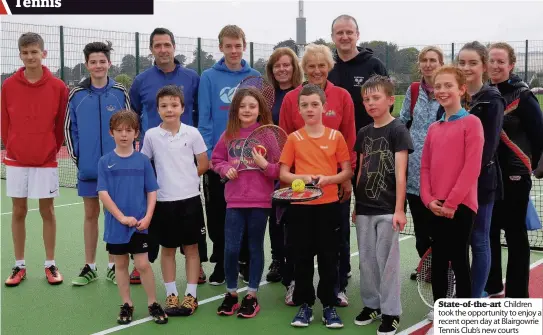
[272,179,323,204]
[416,247,456,308]
[220,125,288,183]
[236,75,276,111]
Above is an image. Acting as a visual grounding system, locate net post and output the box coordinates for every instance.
[250,42,254,68]
[197,37,202,75]
[135,32,140,76]
[59,26,65,82]
[525,39,529,83]
[451,42,455,62]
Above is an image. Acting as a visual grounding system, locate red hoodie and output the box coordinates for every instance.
[279,81,356,168]
[1,66,68,168]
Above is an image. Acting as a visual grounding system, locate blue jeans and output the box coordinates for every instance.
[470,201,494,298]
[224,208,269,292]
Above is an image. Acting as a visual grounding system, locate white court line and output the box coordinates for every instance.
[1,202,83,215]
[90,235,415,335]
[396,257,543,335]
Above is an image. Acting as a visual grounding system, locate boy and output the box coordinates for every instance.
[354,75,413,335]
[97,110,167,325]
[65,41,131,286]
[2,32,68,287]
[141,85,209,316]
[198,24,260,285]
[279,84,352,329]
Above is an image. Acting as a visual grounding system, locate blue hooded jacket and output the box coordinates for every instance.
[197,57,260,158]
[64,77,131,181]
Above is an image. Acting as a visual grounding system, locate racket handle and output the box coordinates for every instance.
[220,176,229,184]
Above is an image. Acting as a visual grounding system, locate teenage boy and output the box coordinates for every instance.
[2,32,68,287]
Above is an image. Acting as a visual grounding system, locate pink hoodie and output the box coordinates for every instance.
[211,123,279,209]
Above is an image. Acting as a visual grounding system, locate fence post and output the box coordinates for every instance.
[250,42,254,68]
[59,26,65,82]
[451,42,455,62]
[135,32,140,76]
[525,40,529,83]
[385,44,389,69]
[197,38,202,75]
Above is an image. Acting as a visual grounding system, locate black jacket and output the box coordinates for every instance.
[329,47,388,132]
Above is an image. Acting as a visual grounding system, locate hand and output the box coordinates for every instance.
[299,175,314,184]
[428,200,443,217]
[136,216,151,231]
[441,206,456,219]
[120,216,138,227]
[225,168,238,180]
[351,211,356,224]
[392,211,407,232]
[338,179,352,203]
[252,147,269,170]
[315,175,333,187]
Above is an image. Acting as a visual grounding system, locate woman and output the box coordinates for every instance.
[279,43,356,307]
[263,47,303,285]
[398,46,444,282]
[485,42,543,298]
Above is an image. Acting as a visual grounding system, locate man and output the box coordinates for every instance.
[2,32,68,287]
[129,27,205,284]
[198,24,260,285]
[328,14,389,307]
[65,41,130,286]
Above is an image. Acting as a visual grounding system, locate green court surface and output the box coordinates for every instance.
[1,180,542,335]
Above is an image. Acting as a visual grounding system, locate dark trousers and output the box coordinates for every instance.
[288,202,340,307]
[431,204,474,301]
[269,203,285,262]
[486,175,531,298]
[407,193,433,259]
[335,199,351,293]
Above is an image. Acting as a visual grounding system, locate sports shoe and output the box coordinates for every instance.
[336,290,349,307]
[427,308,434,321]
[217,292,240,316]
[5,266,26,287]
[291,303,313,327]
[378,315,400,335]
[130,267,141,285]
[322,306,343,328]
[209,264,225,286]
[178,294,198,316]
[482,289,505,298]
[266,260,282,283]
[117,303,134,325]
[148,302,168,324]
[164,294,181,316]
[237,295,260,318]
[71,264,98,286]
[239,262,249,284]
[45,265,63,285]
[285,281,295,306]
[198,265,207,284]
[354,307,382,326]
[106,265,117,285]
[410,268,418,281]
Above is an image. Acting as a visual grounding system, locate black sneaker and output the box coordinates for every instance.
[354,307,382,326]
[209,264,225,286]
[238,295,260,318]
[239,262,249,284]
[410,268,417,281]
[266,260,282,283]
[117,303,134,325]
[148,302,168,324]
[377,315,400,335]
[217,292,240,316]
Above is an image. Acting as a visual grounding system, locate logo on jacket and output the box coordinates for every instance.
[354,76,364,87]
[219,87,237,104]
[325,110,336,117]
[106,105,116,112]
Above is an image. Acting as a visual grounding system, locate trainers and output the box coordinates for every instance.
[148,302,168,324]
[291,303,313,327]
[5,266,26,287]
[410,268,418,281]
[164,294,181,316]
[237,295,260,318]
[336,290,349,307]
[322,306,343,328]
[483,289,505,298]
[217,292,240,316]
[117,303,134,325]
[354,307,382,326]
[45,265,63,285]
[209,264,225,286]
[427,308,434,321]
[239,262,249,284]
[378,315,400,335]
[130,267,141,285]
[285,281,295,306]
[266,260,282,283]
[178,294,198,316]
[106,266,117,285]
[347,271,352,278]
[198,265,207,284]
[71,264,98,286]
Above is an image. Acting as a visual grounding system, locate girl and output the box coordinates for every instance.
[211,87,279,318]
[456,41,505,298]
[485,43,543,298]
[420,66,484,335]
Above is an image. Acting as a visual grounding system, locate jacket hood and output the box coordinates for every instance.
[334,47,375,64]
[14,65,53,87]
[213,57,253,74]
[472,84,502,102]
[77,77,116,91]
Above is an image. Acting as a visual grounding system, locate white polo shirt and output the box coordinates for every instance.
[141,123,207,201]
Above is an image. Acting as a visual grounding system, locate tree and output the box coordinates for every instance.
[311,38,336,51]
[108,65,121,79]
[273,39,299,54]
[186,48,217,73]
[54,66,73,83]
[175,54,187,67]
[359,41,398,71]
[115,74,133,90]
[72,63,89,83]
[396,47,419,75]
[253,58,267,75]
[530,77,541,88]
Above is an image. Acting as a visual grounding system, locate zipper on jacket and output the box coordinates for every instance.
[99,95,103,156]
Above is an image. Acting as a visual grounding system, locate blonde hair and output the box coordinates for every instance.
[301,43,335,72]
[418,45,445,65]
[266,47,303,90]
[218,25,246,46]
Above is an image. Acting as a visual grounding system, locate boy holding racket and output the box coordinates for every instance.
[279,84,352,328]
[354,75,413,335]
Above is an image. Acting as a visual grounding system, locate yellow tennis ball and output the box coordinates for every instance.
[292,179,305,192]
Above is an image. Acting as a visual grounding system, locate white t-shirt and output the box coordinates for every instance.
[141,123,207,201]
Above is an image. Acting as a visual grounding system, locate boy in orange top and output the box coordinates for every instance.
[279,84,352,329]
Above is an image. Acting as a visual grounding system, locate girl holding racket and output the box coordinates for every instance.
[211,87,279,318]
[420,66,484,334]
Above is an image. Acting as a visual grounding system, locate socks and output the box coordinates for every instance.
[185,284,197,298]
[44,260,56,268]
[108,263,115,269]
[165,282,178,297]
[88,263,97,271]
[15,260,25,268]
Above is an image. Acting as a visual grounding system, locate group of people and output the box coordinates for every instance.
[2,13,542,335]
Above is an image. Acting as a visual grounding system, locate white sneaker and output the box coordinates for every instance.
[347,271,352,278]
[427,308,434,321]
[426,325,434,335]
[336,291,349,307]
[285,281,295,306]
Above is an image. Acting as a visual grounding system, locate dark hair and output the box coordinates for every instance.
[83,41,113,63]
[225,87,272,139]
[298,84,326,105]
[331,14,359,34]
[458,41,489,82]
[361,75,395,97]
[109,109,140,133]
[18,32,44,51]
[150,28,175,49]
[156,85,185,107]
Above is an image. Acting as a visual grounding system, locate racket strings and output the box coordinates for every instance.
[239,126,287,170]
[417,253,457,308]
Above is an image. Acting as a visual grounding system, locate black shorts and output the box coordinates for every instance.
[151,196,204,248]
[107,233,150,256]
